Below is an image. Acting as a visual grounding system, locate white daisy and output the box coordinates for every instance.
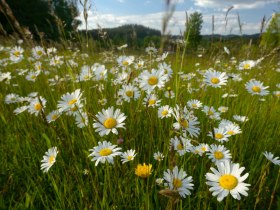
[5,93,20,104]
[88,141,122,166]
[170,135,192,156]
[75,112,88,128]
[163,166,194,198]
[202,106,221,120]
[40,147,58,173]
[139,69,168,94]
[208,127,230,143]
[10,46,24,63]
[207,144,232,164]
[205,161,250,202]
[204,70,228,88]
[245,79,269,96]
[233,115,249,123]
[121,149,137,164]
[46,110,61,123]
[238,60,257,70]
[158,105,173,119]
[93,106,126,136]
[153,151,164,161]
[32,46,45,59]
[27,97,47,116]
[263,151,280,166]
[57,89,83,113]
[118,84,140,102]
[187,99,203,110]
[143,94,161,108]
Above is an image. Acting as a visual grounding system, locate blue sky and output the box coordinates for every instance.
[77,0,279,35]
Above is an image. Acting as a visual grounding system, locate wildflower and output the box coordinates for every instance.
[57,89,83,113]
[5,93,20,104]
[207,144,232,164]
[187,99,203,110]
[121,149,137,164]
[204,70,228,88]
[209,127,230,143]
[218,106,228,113]
[10,46,24,63]
[263,151,280,166]
[163,166,194,198]
[46,110,61,123]
[245,79,269,96]
[93,106,126,136]
[117,55,134,68]
[233,115,249,123]
[158,105,173,119]
[118,84,140,102]
[32,46,45,59]
[205,161,250,202]
[238,60,257,70]
[14,105,28,115]
[139,69,168,94]
[143,94,161,108]
[193,143,209,156]
[27,97,46,116]
[154,152,164,161]
[170,135,192,156]
[202,106,221,120]
[135,163,152,178]
[75,112,88,128]
[40,147,58,173]
[88,141,122,166]
[224,46,230,55]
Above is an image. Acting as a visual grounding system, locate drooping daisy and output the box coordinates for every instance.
[57,89,83,113]
[172,105,200,137]
[75,112,88,128]
[170,135,192,156]
[163,166,194,198]
[46,110,61,123]
[233,115,249,123]
[158,105,173,119]
[207,144,232,164]
[88,141,122,166]
[118,84,140,102]
[263,151,280,166]
[205,161,250,202]
[145,46,157,55]
[245,79,269,96]
[154,151,165,161]
[187,99,203,110]
[40,147,58,173]
[139,69,168,94]
[202,106,221,120]
[10,46,24,63]
[121,149,137,164]
[143,93,161,108]
[135,163,152,178]
[204,70,228,88]
[93,106,126,136]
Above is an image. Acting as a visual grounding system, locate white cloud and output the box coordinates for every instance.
[77,10,263,35]
[194,0,278,10]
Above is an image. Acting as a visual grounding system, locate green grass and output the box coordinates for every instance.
[0,43,280,210]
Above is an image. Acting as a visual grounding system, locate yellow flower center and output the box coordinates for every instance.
[252,86,261,93]
[31,75,37,79]
[227,130,234,135]
[173,178,183,188]
[243,63,251,69]
[215,133,224,139]
[192,104,198,108]
[208,110,214,116]
[135,163,152,178]
[70,106,78,112]
[148,99,156,106]
[138,63,142,68]
[103,118,117,129]
[180,119,188,128]
[49,155,55,164]
[83,75,90,80]
[211,77,220,84]
[177,143,183,150]
[127,155,133,160]
[148,76,158,85]
[201,147,207,152]
[13,51,20,57]
[214,151,224,159]
[37,50,43,56]
[34,103,42,111]
[68,99,77,105]
[99,148,113,156]
[125,90,134,97]
[161,110,169,116]
[219,174,238,190]
[122,60,129,66]
[51,114,58,120]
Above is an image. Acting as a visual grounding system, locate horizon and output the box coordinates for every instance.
[76,0,279,35]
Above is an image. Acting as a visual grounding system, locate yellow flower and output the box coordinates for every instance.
[135,163,152,178]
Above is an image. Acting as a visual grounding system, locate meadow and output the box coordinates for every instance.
[0,40,280,210]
